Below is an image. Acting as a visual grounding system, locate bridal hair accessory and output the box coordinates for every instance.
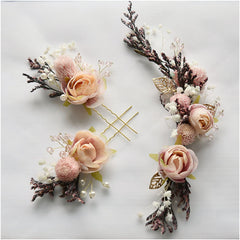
[31,123,138,203]
[122,2,223,234]
[23,42,138,142]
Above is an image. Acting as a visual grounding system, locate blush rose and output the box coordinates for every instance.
[159,145,198,183]
[69,130,109,173]
[189,104,213,135]
[54,56,105,108]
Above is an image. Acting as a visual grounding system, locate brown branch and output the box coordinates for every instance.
[30,176,85,204]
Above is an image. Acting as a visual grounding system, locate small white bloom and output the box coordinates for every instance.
[163,190,172,198]
[137,212,143,218]
[38,160,46,165]
[37,57,45,65]
[165,213,173,222]
[156,209,162,216]
[158,24,163,28]
[48,72,55,80]
[152,201,160,209]
[159,206,164,211]
[44,47,50,55]
[177,87,183,93]
[164,200,171,207]
[38,174,47,181]
[170,129,178,138]
[169,105,177,114]
[172,114,181,122]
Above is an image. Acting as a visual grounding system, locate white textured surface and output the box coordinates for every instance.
[1,1,239,239]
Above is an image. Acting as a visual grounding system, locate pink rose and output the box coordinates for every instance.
[54,56,105,108]
[69,130,109,173]
[189,104,213,135]
[55,156,81,182]
[159,145,198,183]
[170,93,191,109]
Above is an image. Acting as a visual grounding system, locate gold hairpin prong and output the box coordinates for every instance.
[106,111,139,143]
[101,105,138,134]
[92,108,131,142]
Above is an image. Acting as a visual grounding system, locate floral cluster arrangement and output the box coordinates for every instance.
[31,128,114,203]
[23,42,112,108]
[122,2,223,234]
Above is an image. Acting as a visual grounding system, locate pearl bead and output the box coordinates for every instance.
[60,94,67,102]
[40,73,47,80]
[80,179,85,186]
[89,191,96,199]
[59,151,67,158]
[102,182,110,188]
[80,191,87,198]
[47,147,54,155]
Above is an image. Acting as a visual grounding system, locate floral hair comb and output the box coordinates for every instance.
[23,42,138,143]
[122,2,223,234]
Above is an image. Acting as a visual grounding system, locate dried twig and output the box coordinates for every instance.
[23,58,62,98]
[30,176,85,204]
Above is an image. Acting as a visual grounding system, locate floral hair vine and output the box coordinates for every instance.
[23,42,138,143]
[122,2,223,234]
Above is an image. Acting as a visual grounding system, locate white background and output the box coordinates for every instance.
[1,1,239,239]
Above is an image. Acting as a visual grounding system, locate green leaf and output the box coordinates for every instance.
[187,174,196,180]
[149,153,159,162]
[103,77,107,89]
[160,158,167,167]
[175,135,182,145]
[214,117,218,123]
[63,100,71,107]
[89,126,96,133]
[110,149,117,155]
[193,95,200,104]
[91,171,103,183]
[83,104,92,115]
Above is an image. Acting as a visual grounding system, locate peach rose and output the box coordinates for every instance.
[55,156,81,182]
[69,130,109,173]
[159,145,198,183]
[189,104,213,135]
[54,56,105,108]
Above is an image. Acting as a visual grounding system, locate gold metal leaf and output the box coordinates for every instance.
[203,104,216,116]
[152,76,176,94]
[149,172,166,189]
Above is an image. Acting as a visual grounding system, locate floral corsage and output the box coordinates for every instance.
[122,2,223,234]
[23,42,112,108]
[31,128,114,203]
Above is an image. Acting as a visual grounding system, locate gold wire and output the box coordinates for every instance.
[106,112,139,143]
[92,108,131,142]
[102,104,138,134]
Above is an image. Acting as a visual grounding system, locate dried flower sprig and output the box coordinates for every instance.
[31,176,85,203]
[121,1,199,89]
[23,58,63,98]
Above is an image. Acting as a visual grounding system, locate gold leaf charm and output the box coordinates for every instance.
[203,104,216,116]
[152,76,176,94]
[149,172,167,189]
